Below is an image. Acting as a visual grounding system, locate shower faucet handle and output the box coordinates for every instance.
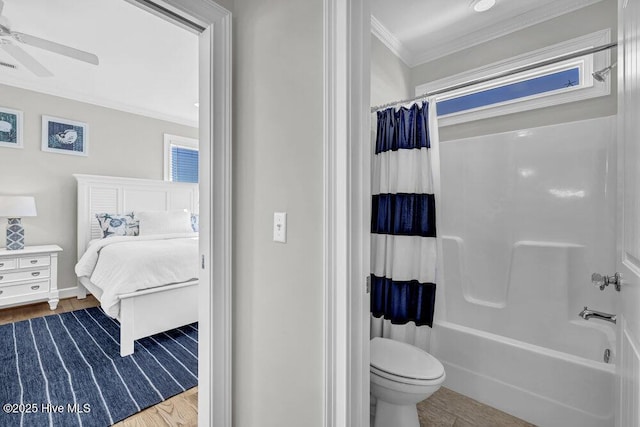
[591,272,621,292]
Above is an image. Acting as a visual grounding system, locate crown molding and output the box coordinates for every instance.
[0,77,198,128]
[370,15,413,67]
[413,0,604,65]
[372,0,604,68]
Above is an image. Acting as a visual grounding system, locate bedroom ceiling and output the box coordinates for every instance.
[371,0,604,67]
[0,0,198,127]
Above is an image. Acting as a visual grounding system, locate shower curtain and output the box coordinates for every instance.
[370,100,442,351]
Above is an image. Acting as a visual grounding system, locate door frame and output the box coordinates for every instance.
[323,0,370,426]
[128,1,232,426]
[616,0,640,425]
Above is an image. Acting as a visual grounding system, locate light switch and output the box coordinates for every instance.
[273,212,287,243]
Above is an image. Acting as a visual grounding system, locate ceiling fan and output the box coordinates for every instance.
[0,0,99,77]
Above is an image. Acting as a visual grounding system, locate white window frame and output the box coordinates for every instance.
[163,133,199,182]
[415,29,612,127]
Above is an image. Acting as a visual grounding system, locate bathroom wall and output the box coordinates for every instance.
[0,83,197,292]
[371,36,412,107]
[410,0,617,141]
[232,0,324,425]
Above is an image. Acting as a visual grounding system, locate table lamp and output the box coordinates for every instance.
[0,196,37,250]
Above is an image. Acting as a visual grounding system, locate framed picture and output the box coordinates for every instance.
[0,107,23,149]
[41,115,88,156]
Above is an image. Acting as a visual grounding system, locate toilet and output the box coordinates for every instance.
[370,337,445,427]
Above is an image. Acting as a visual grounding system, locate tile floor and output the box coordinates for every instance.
[417,387,535,427]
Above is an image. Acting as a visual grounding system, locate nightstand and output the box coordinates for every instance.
[0,245,63,310]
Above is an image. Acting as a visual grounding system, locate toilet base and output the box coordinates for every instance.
[373,399,419,427]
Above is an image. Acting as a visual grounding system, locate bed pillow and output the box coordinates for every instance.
[137,210,192,235]
[191,213,199,232]
[95,212,139,238]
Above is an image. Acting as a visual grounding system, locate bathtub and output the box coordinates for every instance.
[435,117,618,427]
[432,238,616,426]
[431,320,615,427]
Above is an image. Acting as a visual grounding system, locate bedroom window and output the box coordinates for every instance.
[414,29,612,126]
[164,134,199,183]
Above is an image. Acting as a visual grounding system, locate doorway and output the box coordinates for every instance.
[126,1,232,426]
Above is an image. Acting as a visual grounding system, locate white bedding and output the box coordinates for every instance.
[75,233,199,318]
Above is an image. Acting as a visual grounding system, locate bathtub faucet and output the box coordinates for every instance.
[579,306,616,324]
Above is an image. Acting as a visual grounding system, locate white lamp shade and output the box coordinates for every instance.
[0,196,37,218]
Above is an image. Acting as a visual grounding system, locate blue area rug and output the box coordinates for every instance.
[0,307,198,426]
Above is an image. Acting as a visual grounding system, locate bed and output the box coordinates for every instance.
[74,174,200,356]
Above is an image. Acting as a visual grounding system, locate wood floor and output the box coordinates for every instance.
[2,297,534,427]
[0,296,198,427]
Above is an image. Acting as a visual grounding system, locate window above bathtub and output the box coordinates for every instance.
[415,30,612,127]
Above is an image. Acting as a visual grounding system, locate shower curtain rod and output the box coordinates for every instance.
[370,42,618,113]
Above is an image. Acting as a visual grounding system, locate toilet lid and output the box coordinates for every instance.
[370,337,444,381]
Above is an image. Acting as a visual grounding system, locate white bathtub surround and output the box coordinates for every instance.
[442,239,615,359]
[435,116,617,427]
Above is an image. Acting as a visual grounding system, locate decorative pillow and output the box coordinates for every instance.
[95,212,139,238]
[137,210,192,235]
[191,213,199,232]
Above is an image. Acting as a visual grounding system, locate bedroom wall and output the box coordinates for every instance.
[0,83,197,292]
[232,0,324,426]
[410,0,617,140]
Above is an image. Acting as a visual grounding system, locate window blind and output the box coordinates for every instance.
[170,145,199,183]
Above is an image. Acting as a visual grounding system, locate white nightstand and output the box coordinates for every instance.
[0,245,63,310]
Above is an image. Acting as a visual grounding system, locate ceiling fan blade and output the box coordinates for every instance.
[1,42,53,77]
[0,1,4,16]
[11,31,99,65]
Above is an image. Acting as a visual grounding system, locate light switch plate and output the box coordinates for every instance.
[273,212,287,243]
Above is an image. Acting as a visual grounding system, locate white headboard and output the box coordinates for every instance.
[74,174,199,259]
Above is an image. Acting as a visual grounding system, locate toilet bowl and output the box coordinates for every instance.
[370,337,445,427]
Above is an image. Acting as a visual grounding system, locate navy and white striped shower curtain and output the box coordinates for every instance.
[370,100,441,351]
